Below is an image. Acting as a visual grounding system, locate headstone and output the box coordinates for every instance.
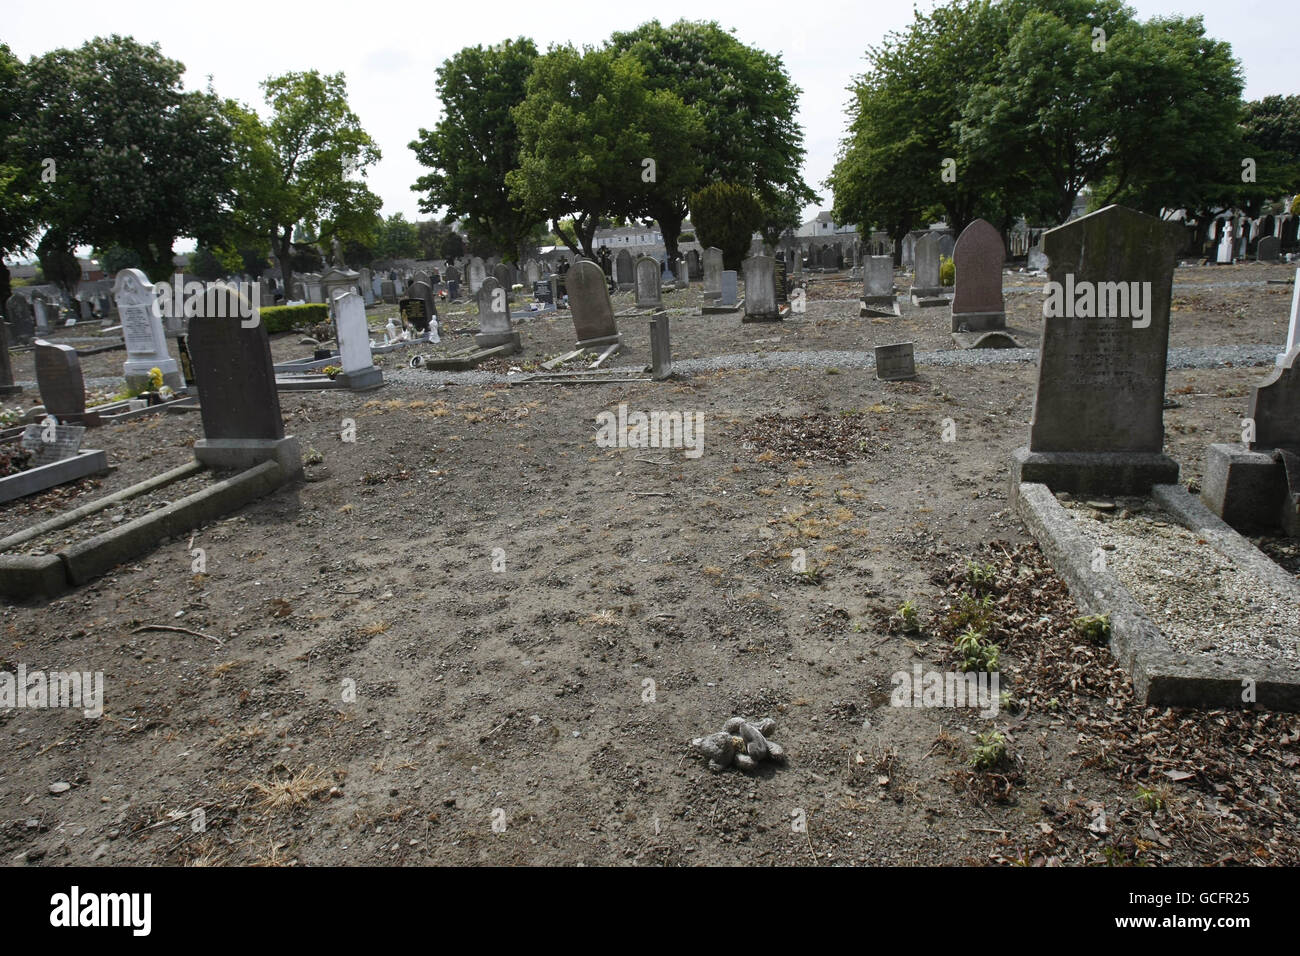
[909,234,948,306]
[380,280,397,304]
[874,343,917,381]
[406,280,440,341]
[468,257,486,294]
[33,297,50,333]
[567,261,621,350]
[114,268,184,392]
[1028,242,1048,271]
[703,247,724,300]
[474,277,520,352]
[791,250,803,276]
[188,285,299,473]
[742,255,780,323]
[719,270,738,307]
[333,291,382,390]
[0,317,21,396]
[1216,222,1234,264]
[615,250,635,290]
[1280,268,1300,366]
[5,294,34,342]
[492,263,511,292]
[1249,349,1300,453]
[635,256,662,309]
[34,340,94,425]
[1011,204,1184,494]
[649,316,672,380]
[20,422,85,467]
[687,249,701,280]
[320,267,361,309]
[950,219,1006,333]
[938,234,955,259]
[525,260,541,285]
[860,256,899,317]
[1257,236,1281,262]
[675,257,689,288]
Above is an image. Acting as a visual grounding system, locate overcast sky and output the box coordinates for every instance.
[6,0,1298,247]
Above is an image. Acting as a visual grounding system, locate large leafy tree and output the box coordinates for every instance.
[508,44,699,259]
[410,39,541,264]
[965,1,1244,224]
[609,20,818,261]
[21,35,234,282]
[0,43,40,307]
[226,71,380,297]
[830,0,1021,256]
[689,183,763,270]
[374,213,420,260]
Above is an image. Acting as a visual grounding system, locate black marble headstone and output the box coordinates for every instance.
[188,290,284,442]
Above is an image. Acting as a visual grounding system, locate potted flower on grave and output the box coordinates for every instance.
[144,367,165,405]
[322,365,341,380]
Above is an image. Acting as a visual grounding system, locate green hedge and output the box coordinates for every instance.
[259,303,329,335]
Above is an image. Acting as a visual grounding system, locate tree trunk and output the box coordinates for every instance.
[275,227,294,301]
[0,262,10,312]
[552,219,582,259]
[657,207,685,277]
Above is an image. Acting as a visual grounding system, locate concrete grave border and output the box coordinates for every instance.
[1014,480,1300,711]
[0,449,109,505]
[0,458,293,598]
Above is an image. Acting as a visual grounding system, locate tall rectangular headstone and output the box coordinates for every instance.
[189,285,300,474]
[703,247,723,300]
[1012,204,1183,494]
[649,316,672,380]
[950,219,1006,333]
[5,294,34,343]
[475,277,521,353]
[114,268,183,392]
[333,291,383,390]
[909,234,946,305]
[860,256,898,317]
[35,340,96,425]
[742,255,780,323]
[615,250,635,291]
[719,270,738,307]
[1281,267,1300,366]
[468,257,486,294]
[0,318,19,396]
[635,256,662,309]
[567,261,621,350]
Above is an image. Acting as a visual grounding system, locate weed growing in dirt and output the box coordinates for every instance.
[1073,614,1112,645]
[969,731,1007,770]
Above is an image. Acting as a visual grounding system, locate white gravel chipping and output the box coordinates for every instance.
[1062,497,1300,673]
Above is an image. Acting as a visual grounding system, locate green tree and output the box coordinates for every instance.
[830,0,1019,258]
[410,39,541,264]
[509,45,698,259]
[610,20,818,264]
[230,71,381,303]
[689,183,763,269]
[22,36,234,281]
[374,213,420,260]
[95,244,142,276]
[0,43,40,307]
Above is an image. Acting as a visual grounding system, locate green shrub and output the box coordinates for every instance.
[939,255,955,286]
[259,303,329,335]
[969,730,1007,770]
[688,183,764,270]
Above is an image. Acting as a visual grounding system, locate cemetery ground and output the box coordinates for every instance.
[1,263,1298,867]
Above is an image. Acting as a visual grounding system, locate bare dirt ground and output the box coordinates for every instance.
[1,261,1297,867]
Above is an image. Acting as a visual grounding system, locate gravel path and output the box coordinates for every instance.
[378,343,1281,389]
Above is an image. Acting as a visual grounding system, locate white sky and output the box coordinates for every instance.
[5,0,1297,254]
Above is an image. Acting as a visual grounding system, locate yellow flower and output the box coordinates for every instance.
[148,367,164,389]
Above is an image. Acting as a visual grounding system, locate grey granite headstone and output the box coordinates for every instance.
[951,219,1006,332]
[34,341,90,422]
[720,270,738,307]
[874,343,916,381]
[635,256,662,309]
[615,250,635,290]
[742,255,780,323]
[1249,349,1300,452]
[861,255,898,317]
[333,291,383,390]
[492,263,511,292]
[468,257,486,294]
[649,316,672,381]
[1257,236,1280,262]
[567,261,621,350]
[5,294,34,343]
[911,234,943,298]
[703,247,723,300]
[380,280,397,304]
[0,316,20,396]
[475,277,520,352]
[1012,204,1184,495]
[189,285,300,474]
